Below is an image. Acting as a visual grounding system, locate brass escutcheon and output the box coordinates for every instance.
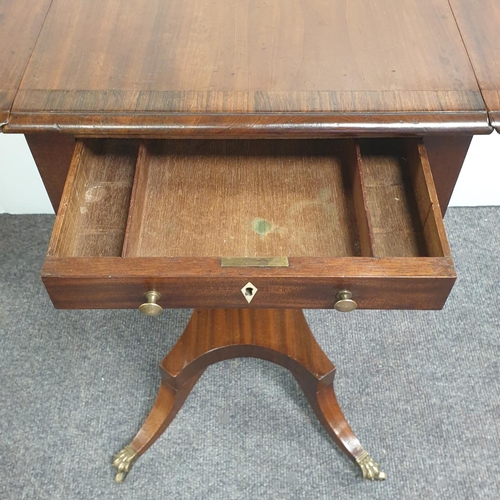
[221,257,289,267]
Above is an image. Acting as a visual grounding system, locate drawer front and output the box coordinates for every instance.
[43,264,455,310]
[43,138,456,311]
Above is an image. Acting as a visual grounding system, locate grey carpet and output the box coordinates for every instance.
[0,208,499,500]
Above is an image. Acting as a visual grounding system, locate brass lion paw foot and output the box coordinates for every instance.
[356,451,386,481]
[113,445,138,483]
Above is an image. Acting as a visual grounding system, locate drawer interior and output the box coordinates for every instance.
[49,140,139,257]
[359,140,439,258]
[44,136,455,311]
[48,138,448,261]
[124,140,360,258]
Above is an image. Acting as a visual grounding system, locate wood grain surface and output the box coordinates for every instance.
[123,140,360,258]
[47,140,138,257]
[124,308,369,473]
[50,138,449,260]
[25,133,75,212]
[6,113,491,137]
[6,0,490,134]
[360,139,449,258]
[43,137,455,310]
[450,0,500,131]
[42,255,456,310]
[423,135,472,213]
[23,133,474,219]
[0,0,52,124]
[361,145,425,257]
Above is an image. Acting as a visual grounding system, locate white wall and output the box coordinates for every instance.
[0,134,53,214]
[0,133,499,213]
[449,134,500,206]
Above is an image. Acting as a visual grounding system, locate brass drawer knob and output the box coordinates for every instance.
[138,291,163,316]
[334,290,357,312]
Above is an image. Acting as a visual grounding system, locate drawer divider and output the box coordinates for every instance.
[346,139,376,257]
[122,142,149,258]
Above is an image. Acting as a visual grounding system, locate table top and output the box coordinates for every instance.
[449,0,500,132]
[1,0,499,135]
[0,0,52,124]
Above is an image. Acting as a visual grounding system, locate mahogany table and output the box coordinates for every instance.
[1,0,499,484]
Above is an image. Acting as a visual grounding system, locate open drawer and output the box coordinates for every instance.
[42,138,456,310]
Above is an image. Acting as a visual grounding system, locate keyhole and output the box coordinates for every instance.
[241,282,258,303]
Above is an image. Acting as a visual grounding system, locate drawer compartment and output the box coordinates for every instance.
[42,138,455,310]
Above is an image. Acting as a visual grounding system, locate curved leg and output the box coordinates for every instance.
[113,370,204,483]
[296,379,386,480]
